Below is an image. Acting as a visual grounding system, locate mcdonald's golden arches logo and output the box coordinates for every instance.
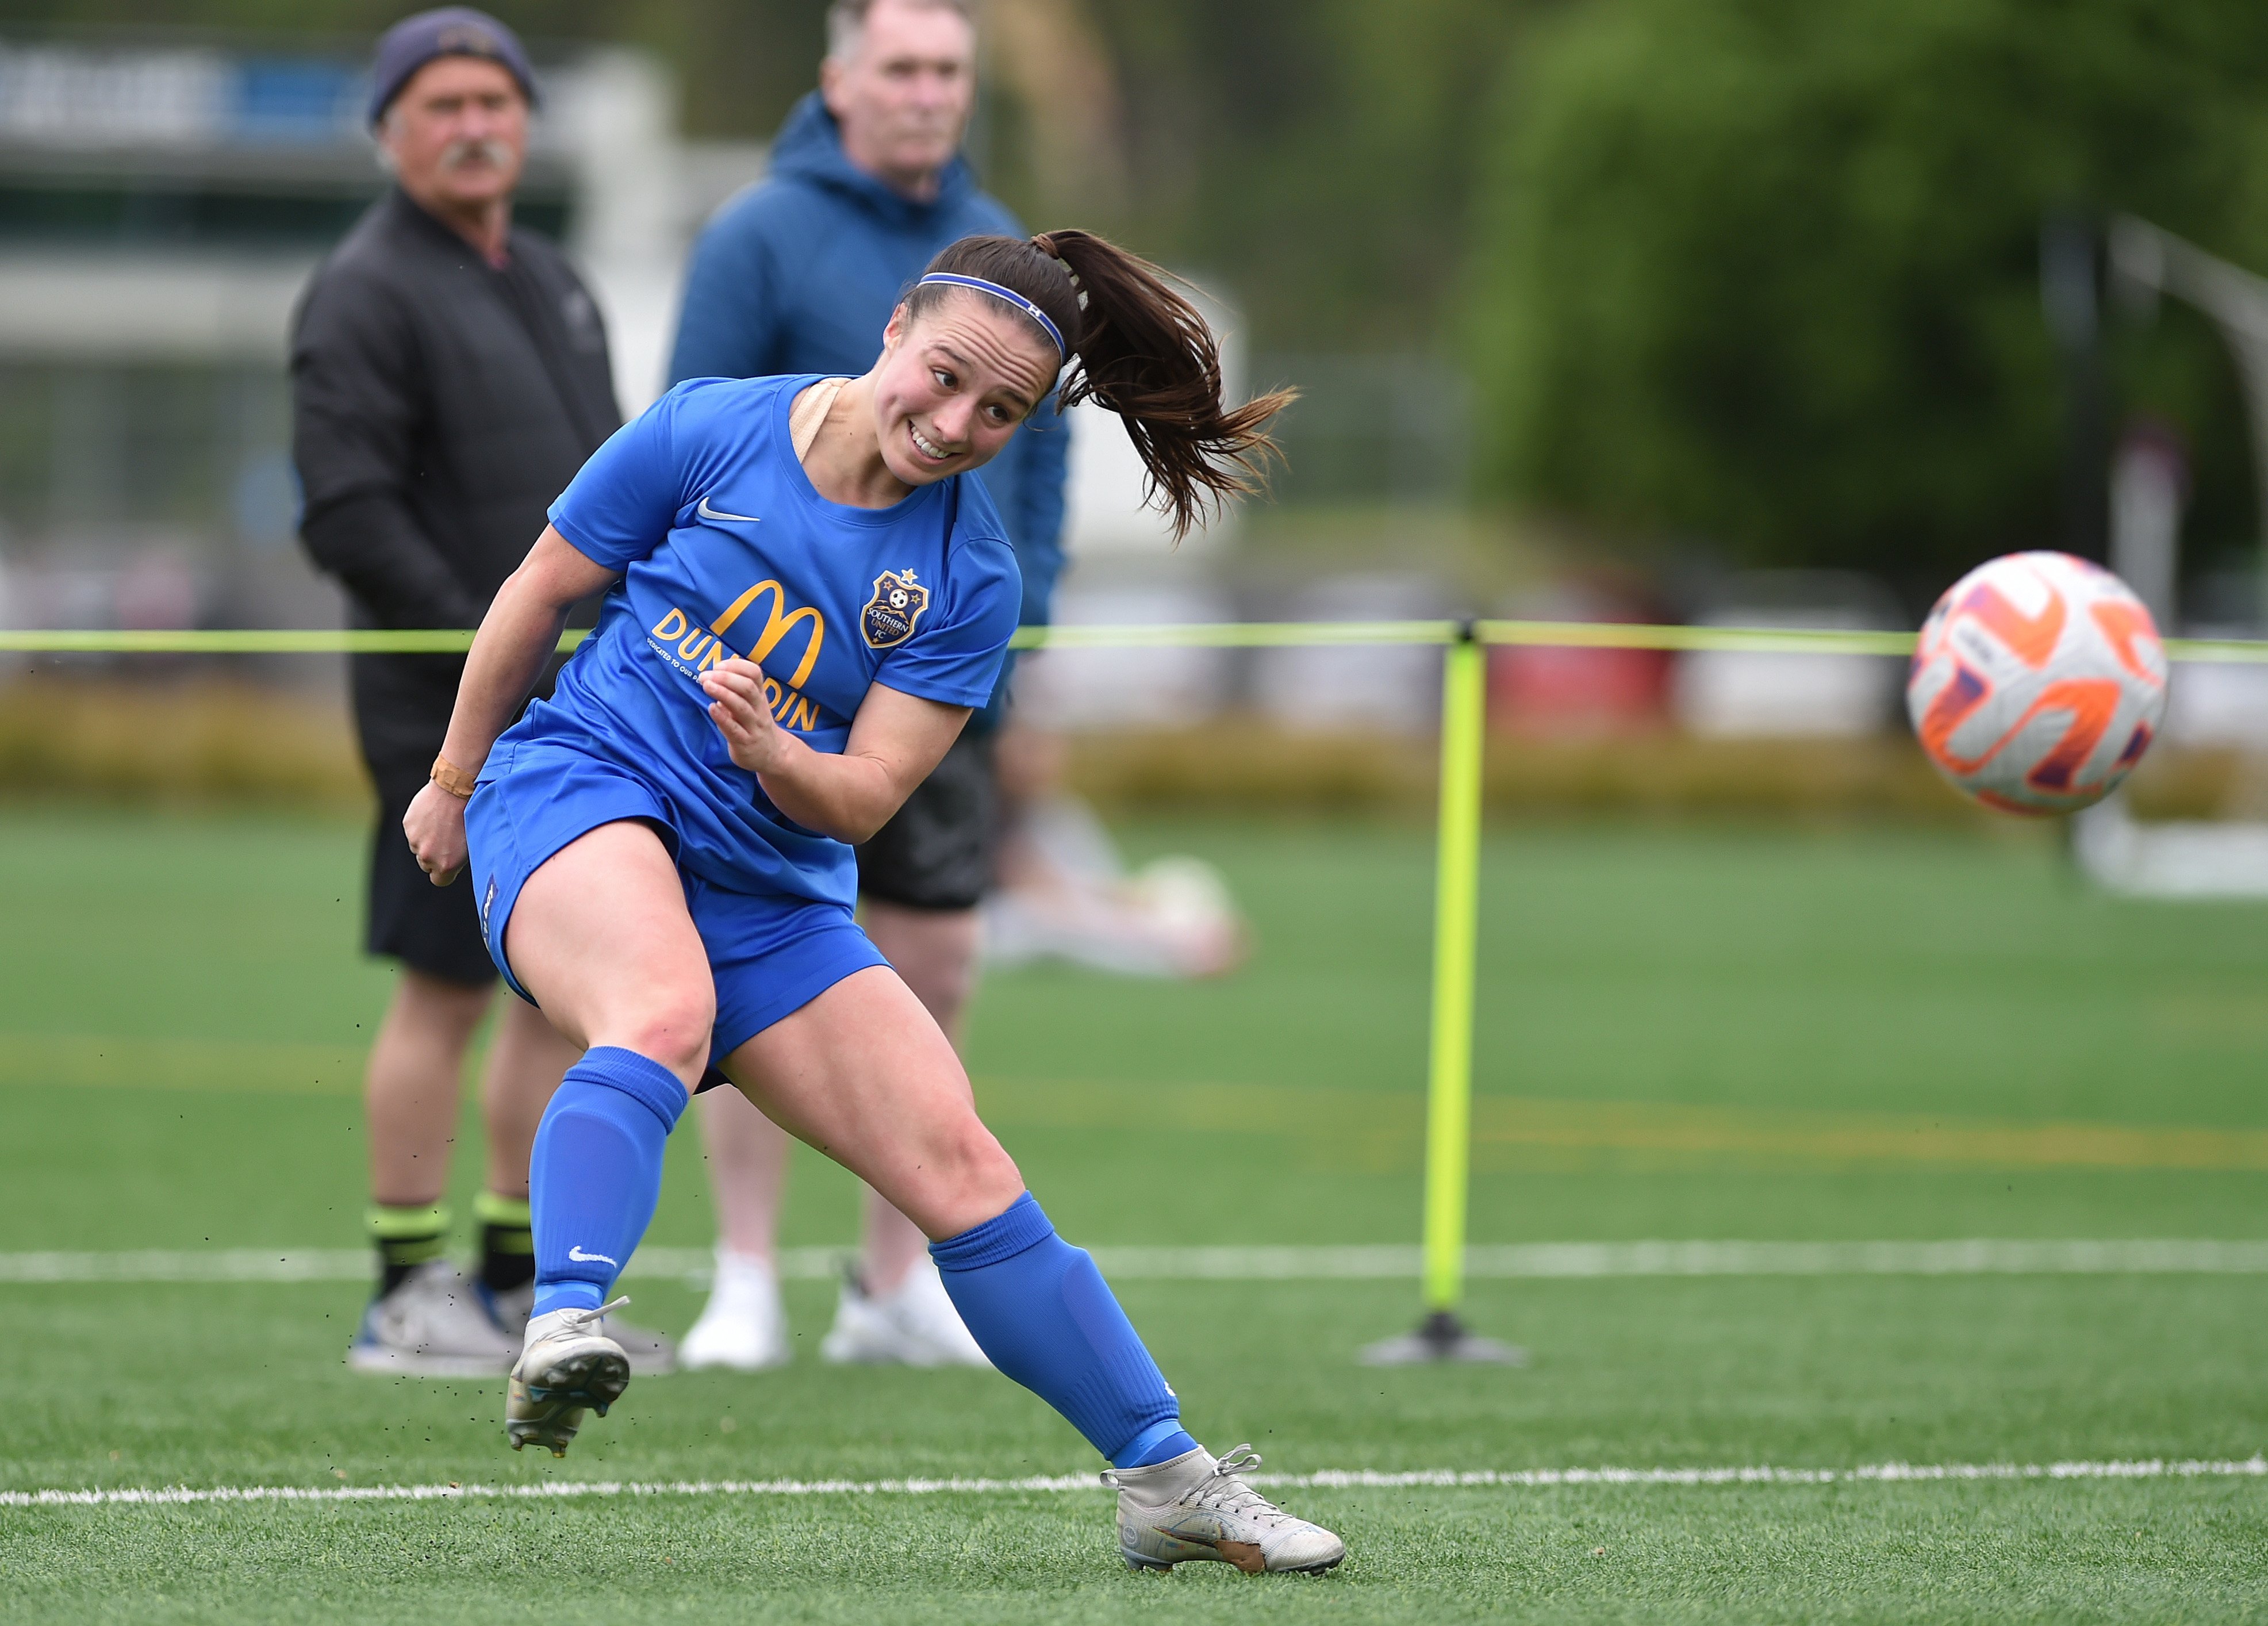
[649,578,824,688]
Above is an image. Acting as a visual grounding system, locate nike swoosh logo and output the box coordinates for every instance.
[566,1245,619,1266]
[697,496,761,524]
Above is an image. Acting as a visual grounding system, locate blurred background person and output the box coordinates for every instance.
[982,722,1250,979]
[666,0,1068,1370]
[291,7,669,1373]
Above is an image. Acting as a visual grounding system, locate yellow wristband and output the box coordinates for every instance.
[429,755,478,798]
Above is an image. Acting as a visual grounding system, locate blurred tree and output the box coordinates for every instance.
[980,0,1126,222]
[1092,0,1536,348]
[1468,0,2268,592]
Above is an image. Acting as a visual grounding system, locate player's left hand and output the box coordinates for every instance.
[701,656,789,776]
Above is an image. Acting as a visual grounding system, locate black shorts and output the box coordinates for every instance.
[354,652,498,988]
[855,729,997,913]
[367,770,498,987]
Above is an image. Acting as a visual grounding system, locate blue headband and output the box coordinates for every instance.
[918,273,1067,358]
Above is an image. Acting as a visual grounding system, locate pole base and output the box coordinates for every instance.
[1357,1310,1526,1367]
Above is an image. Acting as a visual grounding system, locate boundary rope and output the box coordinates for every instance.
[1,620,2263,661]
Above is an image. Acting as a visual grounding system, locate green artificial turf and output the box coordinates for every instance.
[7,1480,2266,1625]
[1,808,2265,1623]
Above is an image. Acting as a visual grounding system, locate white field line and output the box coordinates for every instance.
[6,1457,2264,1510]
[6,1239,2268,1286]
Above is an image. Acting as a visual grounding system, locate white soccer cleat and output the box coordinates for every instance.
[506,1297,632,1458]
[347,1260,520,1376]
[1106,1444,1346,1575]
[819,1259,992,1368]
[680,1248,790,1372]
[486,1280,679,1376]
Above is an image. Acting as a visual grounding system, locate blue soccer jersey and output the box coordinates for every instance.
[504,373,1021,908]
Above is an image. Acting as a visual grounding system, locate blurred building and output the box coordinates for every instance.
[0,32,759,651]
[1671,571,1905,738]
[1248,573,1449,734]
[1488,578,1673,736]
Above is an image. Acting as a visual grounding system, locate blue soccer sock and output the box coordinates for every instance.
[932,1193,1196,1468]
[529,1047,687,1319]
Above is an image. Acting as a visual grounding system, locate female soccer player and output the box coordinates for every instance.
[401,232,1342,1575]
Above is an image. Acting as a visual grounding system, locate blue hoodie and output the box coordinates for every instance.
[667,93,1066,665]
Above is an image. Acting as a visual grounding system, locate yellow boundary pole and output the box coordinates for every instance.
[1361,626,1517,1362]
[1422,631,1486,1314]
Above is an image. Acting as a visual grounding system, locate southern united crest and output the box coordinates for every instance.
[861,569,930,649]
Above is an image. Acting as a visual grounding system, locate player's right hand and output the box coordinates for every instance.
[402,780,469,887]
[701,655,789,776]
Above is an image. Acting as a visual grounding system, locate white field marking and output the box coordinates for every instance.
[5,1457,2264,1510]
[7,1239,2268,1286]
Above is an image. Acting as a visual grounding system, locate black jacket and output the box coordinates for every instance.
[291,187,619,784]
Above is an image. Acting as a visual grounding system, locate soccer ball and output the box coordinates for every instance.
[1906,551,2167,814]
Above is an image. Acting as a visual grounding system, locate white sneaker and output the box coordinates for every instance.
[347,1260,520,1376]
[1107,1444,1346,1574]
[819,1259,992,1368]
[679,1248,790,1371]
[505,1297,632,1458]
[485,1280,679,1376]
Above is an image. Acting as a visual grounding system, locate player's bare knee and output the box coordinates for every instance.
[942,1121,1022,1206]
[615,988,714,1080]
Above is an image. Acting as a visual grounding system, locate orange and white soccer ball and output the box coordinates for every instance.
[1906,551,2167,814]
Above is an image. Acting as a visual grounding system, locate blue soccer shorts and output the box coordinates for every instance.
[465,737,888,1065]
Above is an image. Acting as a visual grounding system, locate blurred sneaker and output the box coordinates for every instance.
[1107,1444,1345,1574]
[819,1259,992,1368]
[484,1280,677,1376]
[347,1260,519,1376]
[506,1297,632,1458]
[680,1248,790,1371]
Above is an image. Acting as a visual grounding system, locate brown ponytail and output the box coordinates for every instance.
[905,232,1296,539]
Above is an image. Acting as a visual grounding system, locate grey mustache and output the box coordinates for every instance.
[439,138,515,171]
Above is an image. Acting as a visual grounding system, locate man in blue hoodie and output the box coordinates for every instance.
[668,0,1068,1372]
